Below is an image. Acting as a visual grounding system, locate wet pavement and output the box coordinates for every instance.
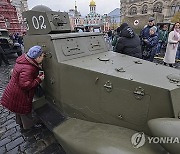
[0,55,65,154]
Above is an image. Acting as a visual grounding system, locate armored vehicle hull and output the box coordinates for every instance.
[23,8,180,154]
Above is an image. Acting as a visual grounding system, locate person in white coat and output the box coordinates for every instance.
[163,22,180,67]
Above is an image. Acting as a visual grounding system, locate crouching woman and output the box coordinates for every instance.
[0,45,45,129]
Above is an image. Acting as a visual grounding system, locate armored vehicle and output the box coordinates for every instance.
[23,6,180,154]
[0,29,22,56]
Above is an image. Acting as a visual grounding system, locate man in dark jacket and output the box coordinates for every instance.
[114,23,142,58]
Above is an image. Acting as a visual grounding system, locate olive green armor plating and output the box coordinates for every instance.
[23,7,180,154]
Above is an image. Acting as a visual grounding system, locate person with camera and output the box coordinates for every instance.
[0,45,45,130]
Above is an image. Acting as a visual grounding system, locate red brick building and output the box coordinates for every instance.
[0,0,21,34]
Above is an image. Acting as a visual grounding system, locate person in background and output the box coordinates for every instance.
[0,45,45,130]
[0,44,10,66]
[107,29,113,42]
[176,44,180,60]
[143,26,159,62]
[163,22,180,67]
[111,25,126,50]
[114,23,142,58]
[84,26,90,32]
[156,24,169,56]
[140,17,158,52]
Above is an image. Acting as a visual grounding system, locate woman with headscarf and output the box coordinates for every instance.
[0,45,45,129]
[163,22,180,67]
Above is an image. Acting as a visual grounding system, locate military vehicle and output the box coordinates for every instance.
[0,29,22,56]
[123,13,164,35]
[23,6,180,154]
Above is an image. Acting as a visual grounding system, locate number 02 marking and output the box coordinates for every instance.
[32,15,46,30]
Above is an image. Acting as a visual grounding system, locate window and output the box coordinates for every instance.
[142,5,148,14]
[153,2,163,13]
[130,7,137,15]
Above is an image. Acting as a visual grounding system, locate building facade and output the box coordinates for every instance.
[68,1,84,30]
[120,0,180,22]
[108,8,121,30]
[84,0,103,31]
[0,0,20,33]
[11,0,28,32]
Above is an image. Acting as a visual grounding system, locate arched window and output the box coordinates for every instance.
[129,7,137,15]
[142,5,148,14]
[153,2,163,13]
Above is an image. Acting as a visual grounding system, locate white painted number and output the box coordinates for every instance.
[32,16,39,29]
[39,15,46,29]
[32,15,47,30]
[24,18,29,30]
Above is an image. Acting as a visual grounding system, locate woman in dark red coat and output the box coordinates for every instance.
[0,45,45,129]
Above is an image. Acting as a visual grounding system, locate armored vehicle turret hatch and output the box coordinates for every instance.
[23,7,180,154]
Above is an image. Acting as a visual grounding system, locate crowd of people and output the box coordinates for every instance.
[109,18,180,67]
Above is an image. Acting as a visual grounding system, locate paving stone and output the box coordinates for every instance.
[6,146,21,154]
[0,127,6,138]
[20,141,33,152]
[0,117,7,125]
[1,119,15,128]
[0,111,10,119]
[42,135,56,146]
[6,121,18,130]
[6,137,24,151]
[0,145,6,154]
[25,140,46,154]
[40,143,66,154]
[0,137,11,147]
[6,113,15,120]
[0,128,16,140]
[9,131,23,141]
[23,128,43,137]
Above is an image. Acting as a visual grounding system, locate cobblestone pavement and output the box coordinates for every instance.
[0,56,65,154]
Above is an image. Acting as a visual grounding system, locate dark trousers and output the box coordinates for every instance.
[0,52,9,66]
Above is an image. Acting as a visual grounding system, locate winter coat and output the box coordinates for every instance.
[140,25,158,45]
[159,29,168,43]
[164,31,180,64]
[114,26,142,58]
[0,54,42,114]
[144,33,159,54]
